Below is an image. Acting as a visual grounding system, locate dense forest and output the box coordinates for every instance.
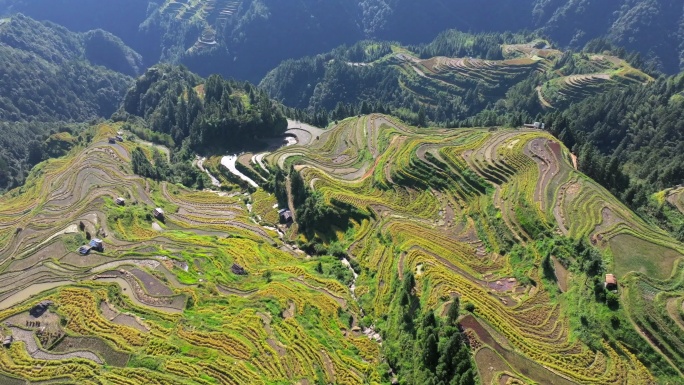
[4,0,682,83]
[116,65,288,154]
[0,14,139,191]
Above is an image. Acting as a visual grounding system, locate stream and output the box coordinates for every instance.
[196,157,221,187]
[340,257,382,343]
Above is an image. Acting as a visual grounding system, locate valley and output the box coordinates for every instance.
[0,1,683,384]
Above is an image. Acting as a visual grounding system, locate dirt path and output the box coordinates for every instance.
[285,176,297,222]
[135,139,170,162]
[570,153,578,170]
[9,326,102,364]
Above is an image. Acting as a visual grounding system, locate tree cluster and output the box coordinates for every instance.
[383,272,476,385]
[118,65,287,153]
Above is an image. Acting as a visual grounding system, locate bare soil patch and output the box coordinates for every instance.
[475,347,512,385]
[282,301,295,319]
[551,256,570,293]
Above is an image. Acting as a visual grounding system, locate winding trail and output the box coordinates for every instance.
[9,326,103,364]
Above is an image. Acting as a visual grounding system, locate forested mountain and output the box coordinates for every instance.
[0,14,140,191]
[260,31,651,126]
[544,74,684,241]
[115,65,287,154]
[3,0,682,82]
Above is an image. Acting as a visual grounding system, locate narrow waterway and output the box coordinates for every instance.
[340,257,382,343]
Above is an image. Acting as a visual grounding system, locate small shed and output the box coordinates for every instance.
[30,301,53,318]
[115,197,126,206]
[278,209,293,223]
[3,335,13,348]
[605,274,617,290]
[78,245,91,255]
[108,137,117,144]
[89,238,104,252]
[115,135,124,142]
[231,263,247,276]
[153,208,165,220]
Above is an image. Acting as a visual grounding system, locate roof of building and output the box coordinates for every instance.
[605,274,617,285]
[154,207,164,214]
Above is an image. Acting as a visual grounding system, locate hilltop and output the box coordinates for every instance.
[0,111,682,383]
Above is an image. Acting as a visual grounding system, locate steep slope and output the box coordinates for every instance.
[0,14,141,191]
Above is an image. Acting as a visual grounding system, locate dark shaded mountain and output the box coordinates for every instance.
[4,0,682,82]
[0,14,139,122]
[533,0,684,73]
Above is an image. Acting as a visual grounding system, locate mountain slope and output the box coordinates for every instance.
[0,14,142,191]
[260,31,652,124]
[0,114,682,383]
[115,65,288,152]
[5,0,682,82]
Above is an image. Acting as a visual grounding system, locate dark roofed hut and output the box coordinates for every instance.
[89,238,104,252]
[30,301,53,318]
[231,263,247,276]
[108,137,117,144]
[279,209,293,224]
[115,197,125,206]
[3,335,12,348]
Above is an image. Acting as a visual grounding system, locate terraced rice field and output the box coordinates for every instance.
[0,116,682,383]
[265,114,684,383]
[386,41,651,111]
[160,0,242,53]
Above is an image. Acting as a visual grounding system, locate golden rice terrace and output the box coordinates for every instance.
[0,116,682,384]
